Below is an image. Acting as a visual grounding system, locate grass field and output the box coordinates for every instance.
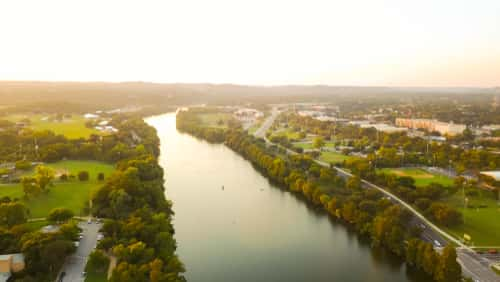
[0,160,114,218]
[198,113,233,128]
[319,151,352,164]
[443,192,500,246]
[3,114,100,139]
[377,168,454,187]
[293,141,336,150]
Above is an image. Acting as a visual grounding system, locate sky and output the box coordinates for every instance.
[0,0,499,87]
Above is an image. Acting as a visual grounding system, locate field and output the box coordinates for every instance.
[198,112,233,128]
[318,151,352,164]
[0,160,114,218]
[377,168,454,187]
[293,141,336,150]
[443,192,500,246]
[3,114,100,139]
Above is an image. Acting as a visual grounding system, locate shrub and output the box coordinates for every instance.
[97,172,105,181]
[78,171,89,181]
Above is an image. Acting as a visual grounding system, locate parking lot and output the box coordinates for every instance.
[58,220,102,282]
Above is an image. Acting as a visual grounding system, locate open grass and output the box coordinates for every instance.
[319,151,351,164]
[3,114,100,139]
[0,160,114,218]
[442,191,500,246]
[198,113,233,128]
[377,168,454,187]
[293,141,336,150]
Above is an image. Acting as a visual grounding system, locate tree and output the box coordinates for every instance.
[22,166,55,197]
[35,165,55,190]
[434,246,461,282]
[98,172,105,181]
[47,208,74,223]
[0,202,28,227]
[313,136,325,149]
[346,176,361,190]
[78,171,90,181]
[87,250,110,273]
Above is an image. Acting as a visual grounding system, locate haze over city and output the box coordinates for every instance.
[1,0,500,87]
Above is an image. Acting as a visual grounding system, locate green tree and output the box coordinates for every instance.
[47,208,74,223]
[87,250,110,273]
[0,202,28,227]
[434,246,461,282]
[313,136,325,149]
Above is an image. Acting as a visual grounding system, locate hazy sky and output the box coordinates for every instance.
[1,0,499,87]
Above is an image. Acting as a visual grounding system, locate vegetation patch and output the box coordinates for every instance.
[319,151,352,164]
[0,160,114,218]
[377,168,454,187]
[3,114,100,139]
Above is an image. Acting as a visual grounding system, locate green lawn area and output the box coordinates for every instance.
[293,141,336,150]
[198,113,233,128]
[377,168,454,187]
[442,191,500,246]
[319,151,352,164]
[3,114,100,139]
[0,160,114,218]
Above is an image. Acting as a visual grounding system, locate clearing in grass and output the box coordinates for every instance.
[319,151,352,164]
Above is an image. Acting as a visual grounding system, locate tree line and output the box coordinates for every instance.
[91,117,186,282]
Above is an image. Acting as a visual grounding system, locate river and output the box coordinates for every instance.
[146,113,427,282]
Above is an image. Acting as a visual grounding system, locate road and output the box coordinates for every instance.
[58,220,101,282]
[254,108,280,138]
[253,112,500,282]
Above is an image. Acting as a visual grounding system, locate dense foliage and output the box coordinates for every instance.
[92,118,185,282]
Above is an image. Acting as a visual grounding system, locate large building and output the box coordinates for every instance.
[395,118,466,136]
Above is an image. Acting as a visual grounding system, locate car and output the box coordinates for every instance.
[74,241,80,247]
[97,234,104,241]
[87,219,92,224]
[434,240,441,247]
[488,249,498,254]
[79,234,84,240]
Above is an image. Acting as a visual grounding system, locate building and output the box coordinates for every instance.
[360,123,408,133]
[395,118,466,136]
[0,254,25,282]
[479,171,500,181]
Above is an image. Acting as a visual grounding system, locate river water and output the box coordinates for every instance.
[146,113,427,282]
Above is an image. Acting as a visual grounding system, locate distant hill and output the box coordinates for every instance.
[0,81,496,112]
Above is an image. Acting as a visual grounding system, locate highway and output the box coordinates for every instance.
[253,111,500,282]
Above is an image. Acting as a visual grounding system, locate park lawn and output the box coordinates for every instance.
[293,142,314,149]
[293,141,336,150]
[0,160,114,218]
[377,168,454,187]
[0,182,103,218]
[319,151,351,164]
[198,113,233,128]
[442,192,500,246]
[4,114,100,139]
